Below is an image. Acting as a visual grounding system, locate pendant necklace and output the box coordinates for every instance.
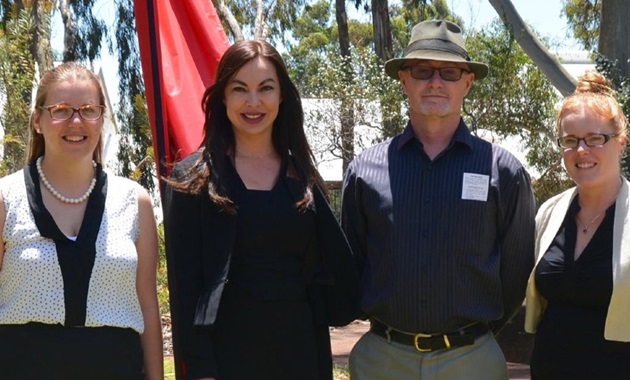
[576,210,605,234]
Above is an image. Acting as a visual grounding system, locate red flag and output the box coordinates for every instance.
[135,0,229,181]
[135,2,229,378]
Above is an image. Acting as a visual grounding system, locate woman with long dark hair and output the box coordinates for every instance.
[164,40,360,380]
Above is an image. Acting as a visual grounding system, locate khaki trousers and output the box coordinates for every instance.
[349,330,509,380]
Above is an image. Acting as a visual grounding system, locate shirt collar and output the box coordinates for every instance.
[397,118,475,152]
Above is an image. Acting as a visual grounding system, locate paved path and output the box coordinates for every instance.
[330,320,531,380]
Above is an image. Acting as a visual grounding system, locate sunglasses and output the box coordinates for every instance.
[402,66,470,81]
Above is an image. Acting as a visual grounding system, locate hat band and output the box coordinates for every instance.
[404,39,470,61]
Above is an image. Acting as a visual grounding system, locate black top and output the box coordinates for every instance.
[531,197,630,379]
[229,159,317,301]
[342,119,535,332]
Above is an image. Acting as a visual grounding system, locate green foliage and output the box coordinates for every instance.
[562,0,600,51]
[0,8,35,175]
[465,21,566,205]
[394,0,462,42]
[333,364,349,380]
[215,0,307,44]
[532,164,574,208]
[285,0,377,92]
[164,357,175,379]
[300,47,405,169]
[157,223,170,315]
[62,0,107,62]
[595,53,630,178]
[112,0,156,194]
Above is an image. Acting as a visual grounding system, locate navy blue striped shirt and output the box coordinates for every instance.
[341,120,535,333]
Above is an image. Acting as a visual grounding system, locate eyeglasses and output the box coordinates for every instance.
[402,66,470,81]
[39,104,105,121]
[556,133,618,149]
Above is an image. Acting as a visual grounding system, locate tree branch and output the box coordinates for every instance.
[487,0,577,96]
[215,0,243,40]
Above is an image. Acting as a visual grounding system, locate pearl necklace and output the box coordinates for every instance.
[36,156,97,204]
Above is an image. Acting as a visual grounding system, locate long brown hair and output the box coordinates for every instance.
[27,62,106,164]
[172,40,326,212]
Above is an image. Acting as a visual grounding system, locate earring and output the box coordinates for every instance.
[35,129,42,134]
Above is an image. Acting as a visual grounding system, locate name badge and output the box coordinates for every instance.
[462,173,489,201]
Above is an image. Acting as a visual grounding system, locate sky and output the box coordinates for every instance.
[48,0,581,110]
[448,0,580,50]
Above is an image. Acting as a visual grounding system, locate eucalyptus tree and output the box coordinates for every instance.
[563,0,600,51]
[465,21,568,202]
[0,0,53,72]
[285,1,403,173]
[563,0,630,78]
[0,1,50,174]
[212,0,306,44]
[111,0,155,193]
[0,9,36,175]
[335,0,355,171]
[58,0,106,62]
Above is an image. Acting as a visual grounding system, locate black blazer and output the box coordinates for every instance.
[164,152,361,380]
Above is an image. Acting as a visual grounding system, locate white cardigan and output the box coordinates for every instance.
[525,177,630,341]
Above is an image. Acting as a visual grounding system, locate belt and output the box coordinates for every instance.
[370,320,489,352]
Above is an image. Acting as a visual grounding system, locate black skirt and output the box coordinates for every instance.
[213,285,319,380]
[0,322,144,380]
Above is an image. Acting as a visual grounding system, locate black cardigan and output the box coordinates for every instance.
[164,152,361,380]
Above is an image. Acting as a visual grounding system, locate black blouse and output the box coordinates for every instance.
[228,159,317,301]
[531,197,630,379]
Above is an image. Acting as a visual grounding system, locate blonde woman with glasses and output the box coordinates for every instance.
[0,62,162,379]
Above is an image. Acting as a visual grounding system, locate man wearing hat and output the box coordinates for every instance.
[341,19,535,379]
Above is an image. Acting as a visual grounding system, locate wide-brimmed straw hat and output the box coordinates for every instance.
[384,19,489,80]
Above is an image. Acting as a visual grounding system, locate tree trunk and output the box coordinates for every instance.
[58,0,77,61]
[487,0,577,96]
[253,0,266,39]
[336,0,355,173]
[372,0,393,62]
[371,0,400,140]
[32,0,53,73]
[215,0,244,40]
[599,0,630,78]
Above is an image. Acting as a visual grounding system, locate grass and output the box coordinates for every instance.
[164,357,175,379]
[333,364,350,380]
[163,358,349,379]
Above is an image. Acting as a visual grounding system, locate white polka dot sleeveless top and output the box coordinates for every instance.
[0,169,145,333]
